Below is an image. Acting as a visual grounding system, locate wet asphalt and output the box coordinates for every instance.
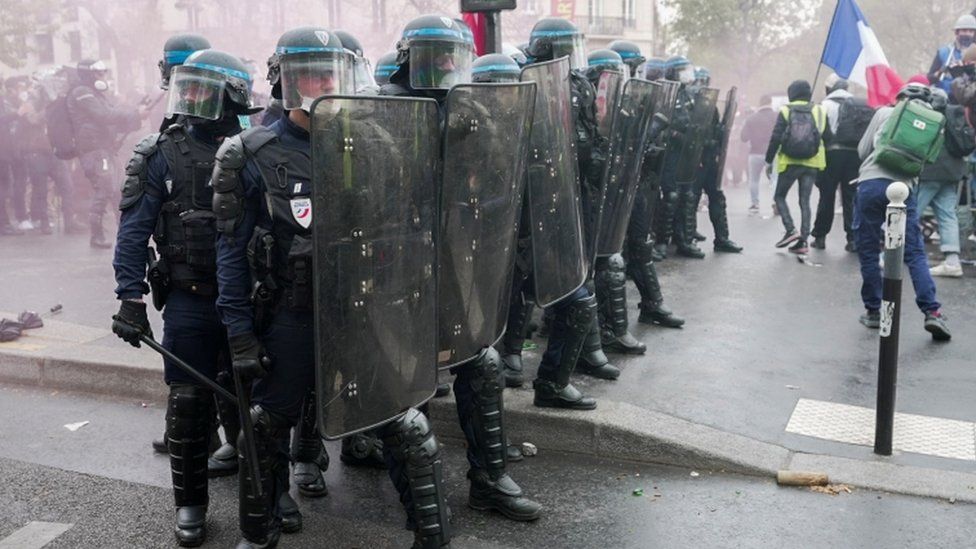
[0,384,973,549]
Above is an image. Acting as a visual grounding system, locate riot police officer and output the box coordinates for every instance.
[110,49,261,547]
[157,34,212,131]
[379,14,543,523]
[502,17,617,407]
[373,51,398,86]
[212,27,452,548]
[654,55,704,259]
[583,49,648,354]
[691,66,743,254]
[335,30,379,94]
[67,59,147,248]
[604,42,686,331]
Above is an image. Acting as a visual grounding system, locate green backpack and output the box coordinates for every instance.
[875,99,946,177]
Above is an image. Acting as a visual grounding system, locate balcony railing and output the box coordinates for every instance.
[575,15,625,36]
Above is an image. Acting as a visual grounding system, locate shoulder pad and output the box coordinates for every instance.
[212,134,245,194]
[240,126,278,155]
[125,133,161,177]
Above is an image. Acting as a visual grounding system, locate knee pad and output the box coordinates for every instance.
[565,294,596,337]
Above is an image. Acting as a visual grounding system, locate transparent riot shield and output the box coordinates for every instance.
[437,82,537,368]
[713,87,738,190]
[596,78,658,257]
[520,57,588,308]
[674,87,719,185]
[309,95,440,439]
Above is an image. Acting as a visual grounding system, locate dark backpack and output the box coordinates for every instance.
[780,104,821,159]
[45,92,79,160]
[942,104,975,158]
[833,97,875,148]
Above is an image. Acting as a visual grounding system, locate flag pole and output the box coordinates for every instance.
[813,0,842,95]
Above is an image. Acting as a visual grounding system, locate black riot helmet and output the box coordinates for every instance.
[395,14,474,90]
[642,57,666,81]
[694,66,711,87]
[373,51,398,86]
[664,55,695,84]
[159,33,211,90]
[586,49,624,74]
[267,27,353,111]
[334,29,376,92]
[167,49,260,120]
[525,17,586,69]
[608,39,645,76]
[471,53,522,83]
[76,59,111,90]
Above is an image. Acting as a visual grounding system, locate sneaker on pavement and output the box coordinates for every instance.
[811,236,826,249]
[859,310,880,329]
[788,239,809,254]
[16,220,34,231]
[924,311,951,341]
[775,230,799,248]
[748,205,760,215]
[930,262,963,278]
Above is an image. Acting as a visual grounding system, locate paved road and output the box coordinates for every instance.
[0,184,974,472]
[0,384,972,549]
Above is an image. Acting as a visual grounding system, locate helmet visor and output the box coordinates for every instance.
[352,57,376,91]
[551,35,587,70]
[280,52,352,110]
[166,65,225,120]
[409,41,473,90]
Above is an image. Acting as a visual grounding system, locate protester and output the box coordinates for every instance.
[852,82,951,340]
[740,94,777,214]
[765,80,831,254]
[928,14,976,95]
[918,87,972,278]
[811,74,873,251]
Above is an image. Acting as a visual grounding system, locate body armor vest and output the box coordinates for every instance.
[154,124,219,295]
[241,127,314,311]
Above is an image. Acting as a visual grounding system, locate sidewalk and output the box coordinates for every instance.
[1,186,974,502]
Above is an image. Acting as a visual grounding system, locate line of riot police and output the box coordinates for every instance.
[109,15,742,549]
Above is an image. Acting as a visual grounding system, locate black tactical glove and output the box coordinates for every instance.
[228,332,266,381]
[112,300,152,347]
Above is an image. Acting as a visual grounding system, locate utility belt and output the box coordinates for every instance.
[247,227,313,331]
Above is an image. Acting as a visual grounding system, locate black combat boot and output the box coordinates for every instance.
[675,189,705,258]
[89,214,111,249]
[292,389,328,498]
[209,372,240,477]
[340,432,386,468]
[595,254,646,355]
[499,287,535,388]
[454,349,543,522]
[382,409,453,549]
[167,385,213,547]
[237,406,288,549]
[709,192,742,253]
[533,295,598,410]
[625,240,685,328]
[576,316,621,380]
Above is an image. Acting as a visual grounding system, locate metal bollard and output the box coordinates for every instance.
[874,181,909,456]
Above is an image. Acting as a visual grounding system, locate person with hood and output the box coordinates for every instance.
[811,74,868,251]
[852,82,952,340]
[764,79,831,254]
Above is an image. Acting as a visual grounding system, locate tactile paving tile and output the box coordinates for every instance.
[786,398,976,461]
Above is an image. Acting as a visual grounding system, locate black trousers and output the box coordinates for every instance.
[812,149,859,242]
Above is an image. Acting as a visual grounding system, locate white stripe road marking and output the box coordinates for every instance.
[0,522,73,549]
[786,398,976,461]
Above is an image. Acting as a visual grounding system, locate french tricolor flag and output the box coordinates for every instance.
[821,0,904,107]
